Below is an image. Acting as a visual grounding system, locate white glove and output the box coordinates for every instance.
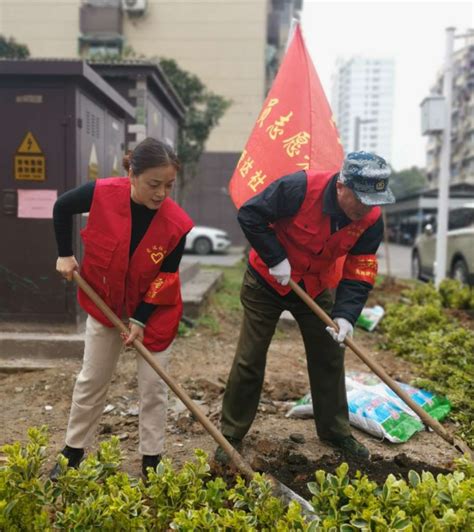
[326,318,353,345]
[269,258,291,286]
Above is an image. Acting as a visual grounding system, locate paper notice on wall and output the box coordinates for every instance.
[17,189,57,219]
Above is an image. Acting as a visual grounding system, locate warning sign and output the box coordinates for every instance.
[111,154,121,176]
[88,143,99,180]
[15,132,46,181]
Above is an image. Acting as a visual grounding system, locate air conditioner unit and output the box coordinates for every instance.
[122,0,147,14]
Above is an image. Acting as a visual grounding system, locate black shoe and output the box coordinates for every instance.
[142,454,162,480]
[214,436,242,466]
[49,445,84,481]
[322,435,370,460]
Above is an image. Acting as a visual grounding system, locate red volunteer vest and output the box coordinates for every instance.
[78,177,194,351]
[249,170,381,298]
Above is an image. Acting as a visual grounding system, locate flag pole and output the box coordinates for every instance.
[285,18,299,52]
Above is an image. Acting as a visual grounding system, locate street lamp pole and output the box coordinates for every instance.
[435,27,454,287]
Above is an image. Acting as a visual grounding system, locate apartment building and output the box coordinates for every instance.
[331,56,395,163]
[425,40,474,188]
[0,0,302,242]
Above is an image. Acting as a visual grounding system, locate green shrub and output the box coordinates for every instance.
[308,459,474,530]
[439,279,473,310]
[1,429,473,530]
[401,282,442,307]
[400,280,474,311]
[381,284,474,446]
[0,429,306,530]
[0,427,53,531]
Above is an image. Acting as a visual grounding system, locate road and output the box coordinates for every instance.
[377,243,412,279]
[183,243,414,280]
[181,246,245,267]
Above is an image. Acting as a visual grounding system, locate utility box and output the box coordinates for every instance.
[0,60,134,326]
[89,60,185,150]
[420,95,445,135]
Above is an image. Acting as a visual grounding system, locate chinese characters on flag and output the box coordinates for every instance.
[229,24,344,209]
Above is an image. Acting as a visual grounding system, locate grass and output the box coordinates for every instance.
[205,261,246,315]
[178,261,246,338]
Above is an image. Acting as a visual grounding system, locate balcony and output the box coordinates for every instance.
[80,2,123,38]
[79,2,123,57]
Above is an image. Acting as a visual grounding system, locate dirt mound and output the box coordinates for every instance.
[257,449,453,499]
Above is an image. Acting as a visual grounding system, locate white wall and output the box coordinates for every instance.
[0,0,79,58]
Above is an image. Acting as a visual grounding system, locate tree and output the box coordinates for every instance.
[159,58,231,204]
[0,35,30,59]
[389,166,428,199]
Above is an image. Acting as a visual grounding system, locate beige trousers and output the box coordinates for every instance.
[65,315,171,455]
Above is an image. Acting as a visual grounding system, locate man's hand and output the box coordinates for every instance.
[269,258,291,286]
[326,317,353,345]
[122,321,145,346]
[56,256,79,281]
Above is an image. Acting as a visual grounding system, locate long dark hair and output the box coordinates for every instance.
[123,138,180,175]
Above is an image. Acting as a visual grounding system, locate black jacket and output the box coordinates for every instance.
[238,171,384,324]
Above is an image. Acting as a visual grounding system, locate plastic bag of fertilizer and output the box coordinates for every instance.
[286,386,423,442]
[356,305,385,332]
[345,379,424,442]
[285,392,313,419]
[346,371,451,423]
[286,373,451,442]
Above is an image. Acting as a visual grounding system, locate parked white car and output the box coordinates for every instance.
[185,226,232,255]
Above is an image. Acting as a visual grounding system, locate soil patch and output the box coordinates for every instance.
[260,451,453,499]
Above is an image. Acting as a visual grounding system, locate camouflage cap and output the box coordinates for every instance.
[339,151,395,206]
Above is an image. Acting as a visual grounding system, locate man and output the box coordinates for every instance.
[216,151,395,462]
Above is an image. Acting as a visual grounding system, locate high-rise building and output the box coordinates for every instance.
[331,56,395,163]
[425,39,474,188]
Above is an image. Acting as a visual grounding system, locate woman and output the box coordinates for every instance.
[50,137,193,479]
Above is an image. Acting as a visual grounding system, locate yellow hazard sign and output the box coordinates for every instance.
[88,143,99,180]
[14,132,46,181]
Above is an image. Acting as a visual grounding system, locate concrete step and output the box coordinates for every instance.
[0,357,63,372]
[179,261,201,284]
[181,269,223,319]
[0,331,84,360]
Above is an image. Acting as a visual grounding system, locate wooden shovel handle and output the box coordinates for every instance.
[73,271,255,479]
[288,279,472,457]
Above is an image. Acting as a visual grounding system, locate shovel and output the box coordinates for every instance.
[288,279,473,458]
[72,272,314,515]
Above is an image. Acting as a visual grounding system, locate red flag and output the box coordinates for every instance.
[229,24,344,209]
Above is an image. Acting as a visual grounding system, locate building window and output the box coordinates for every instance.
[87,43,121,57]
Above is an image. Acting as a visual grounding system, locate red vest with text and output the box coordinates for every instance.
[249,170,381,298]
[78,178,194,351]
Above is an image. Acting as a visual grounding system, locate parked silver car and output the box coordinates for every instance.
[411,204,474,285]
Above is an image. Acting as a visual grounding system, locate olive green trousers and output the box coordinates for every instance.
[221,268,351,441]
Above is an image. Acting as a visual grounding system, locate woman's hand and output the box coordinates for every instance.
[122,322,145,346]
[56,256,79,281]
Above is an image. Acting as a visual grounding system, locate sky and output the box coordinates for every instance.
[301,0,474,171]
